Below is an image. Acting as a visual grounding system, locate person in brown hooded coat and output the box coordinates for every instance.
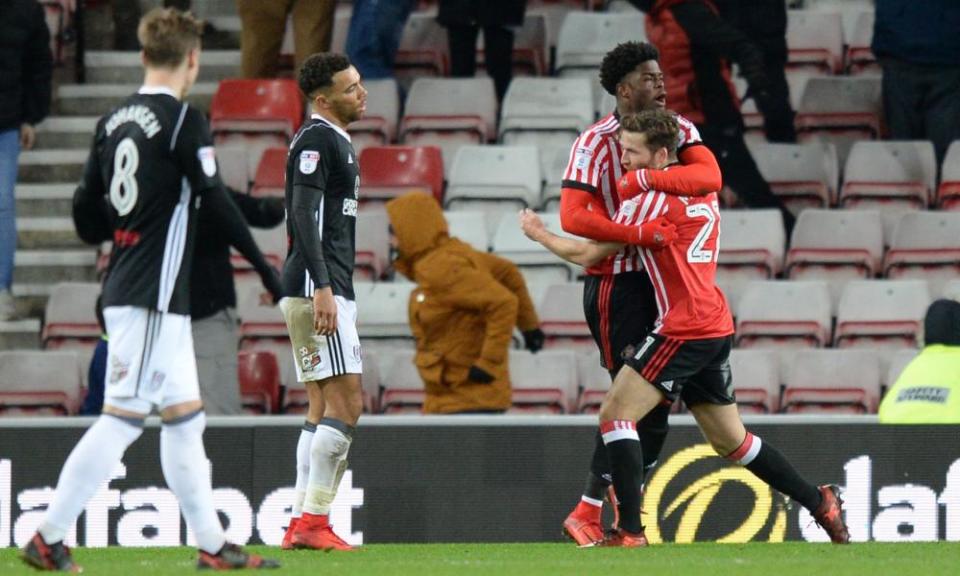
[385,192,544,414]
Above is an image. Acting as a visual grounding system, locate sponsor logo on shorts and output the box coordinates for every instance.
[299,346,323,371]
[108,356,129,385]
[352,345,362,363]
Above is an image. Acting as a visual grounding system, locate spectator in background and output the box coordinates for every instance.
[438,0,527,102]
[345,0,416,80]
[385,192,544,414]
[879,299,960,424]
[0,0,52,321]
[236,0,335,78]
[191,189,285,415]
[631,0,796,232]
[873,0,960,168]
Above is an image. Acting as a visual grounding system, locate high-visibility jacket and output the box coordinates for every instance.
[879,345,960,424]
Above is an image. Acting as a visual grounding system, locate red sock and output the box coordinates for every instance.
[573,499,602,523]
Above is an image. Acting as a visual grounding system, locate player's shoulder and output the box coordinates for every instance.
[291,119,341,152]
[573,114,620,150]
[672,113,702,146]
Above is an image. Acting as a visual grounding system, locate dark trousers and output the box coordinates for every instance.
[881,59,960,170]
[698,123,796,234]
[446,23,514,102]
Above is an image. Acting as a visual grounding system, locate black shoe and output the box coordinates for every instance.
[20,532,81,573]
[197,543,280,570]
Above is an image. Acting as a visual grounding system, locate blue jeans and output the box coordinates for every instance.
[345,0,416,79]
[0,129,19,290]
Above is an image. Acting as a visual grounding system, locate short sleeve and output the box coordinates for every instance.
[172,105,222,194]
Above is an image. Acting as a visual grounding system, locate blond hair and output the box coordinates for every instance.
[620,109,679,155]
[137,7,203,68]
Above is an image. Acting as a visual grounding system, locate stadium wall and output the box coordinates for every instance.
[1,415,958,547]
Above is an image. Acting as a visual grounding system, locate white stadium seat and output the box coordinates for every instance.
[42,282,101,349]
[355,282,415,341]
[729,349,781,414]
[736,280,833,349]
[883,211,960,297]
[716,209,785,317]
[748,141,838,210]
[492,214,577,284]
[555,11,646,76]
[786,10,844,73]
[348,78,400,151]
[0,350,83,416]
[537,282,591,346]
[377,349,425,414]
[840,140,937,210]
[445,211,491,252]
[835,280,931,349]
[509,349,579,413]
[782,349,881,414]
[499,78,594,146]
[577,349,611,414]
[938,141,960,209]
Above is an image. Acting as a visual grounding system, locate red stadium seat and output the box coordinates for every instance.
[210,79,304,137]
[251,147,287,198]
[238,350,281,414]
[359,146,444,204]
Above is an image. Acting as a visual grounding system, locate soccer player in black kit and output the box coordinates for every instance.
[278,53,366,552]
[21,8,277,571]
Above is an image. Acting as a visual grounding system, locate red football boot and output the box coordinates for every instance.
[197,543,280,569]
[291,513,353,551]
[20,533,81,573]
[813,485,850,544]
[562,500,604,546]
[281,517,300,550]
[598,528,649,548]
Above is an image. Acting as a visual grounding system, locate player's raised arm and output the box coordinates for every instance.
[520,209,622,268]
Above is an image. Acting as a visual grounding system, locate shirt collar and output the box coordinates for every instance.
[138,85,179,99]
[311,114,352,143]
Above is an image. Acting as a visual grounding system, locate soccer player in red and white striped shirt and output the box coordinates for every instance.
[525,110,850,547]
[555,41,722,546]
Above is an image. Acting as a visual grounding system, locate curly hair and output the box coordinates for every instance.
[299,52,352,98]
[620,109,679,154]
[599,42,660,96]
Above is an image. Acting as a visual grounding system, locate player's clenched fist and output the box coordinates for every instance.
[519,208,547,242]
[313,286,338,336]
[637,216,677,249]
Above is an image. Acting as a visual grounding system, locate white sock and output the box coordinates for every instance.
[303,420,352,516]
[292,422,316,518]
[40,415,143,544]
[160,412,226,555]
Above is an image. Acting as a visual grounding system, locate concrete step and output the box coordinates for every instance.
[17,218,83,249]
[56,82,217,116]
[14,184,74,217]
[34,116,98,149]
[84,51,242,84]
[14,250,97,285]
[16,150,87,184]
[7,283,55,320]
[0,319,41,350]
[193,0,239,18]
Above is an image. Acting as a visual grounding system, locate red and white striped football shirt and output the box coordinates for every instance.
[614,186,734,339]
[562,112,703,276]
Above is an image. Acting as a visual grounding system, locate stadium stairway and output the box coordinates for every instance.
[1,3,243,350]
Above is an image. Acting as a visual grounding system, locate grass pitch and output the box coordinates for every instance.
[2,542,958,575]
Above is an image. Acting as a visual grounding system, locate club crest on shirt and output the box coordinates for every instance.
[198,146,217,177]
[573,147,593,170]
[299,150,320,174]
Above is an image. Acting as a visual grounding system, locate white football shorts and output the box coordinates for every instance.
[279,295,363,383]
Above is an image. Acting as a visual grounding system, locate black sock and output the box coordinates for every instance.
[728,432,822,512]
[601,420,645,534]
[584,430,612,500]
[638,403,670,474]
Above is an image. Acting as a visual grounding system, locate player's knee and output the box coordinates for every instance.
[311,421,351,461]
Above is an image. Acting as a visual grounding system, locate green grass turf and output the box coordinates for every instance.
[2,542,959,575]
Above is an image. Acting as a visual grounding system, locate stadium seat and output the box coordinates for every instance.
[0,350,83,416]
[509,349,578,413]
[846,10,878,74]
[377,348,425,414]
[446,145,543,235]
[347,78,400,152]
[491,213,576,284]
[478,12,548,76]
[786,209,884,303]
[355,282,415,342]
[748,141,838,210]
[236,278,287,343]
[210,79,304,182]
[785,10,844,74]
[738,72,813,137]
[840,141,937,210]
[250,147,286,198]
[577,350,610,414]
[539,144,573,211]
[537,282,592,347]
[396,11,449,78]
[937,141,960,209]
[498,78,593,149]
[782,349,881,414]
[835,280,931,349]
[237,349,281,414]
[217,143,250,193]
[555,11,646,76]
[944,279,960,302]
[736,281,833,349]
[231,223,286,274]
[883,212,960,297]
[355,209,390,281]
[358,145,445,204]
[794,77,883,150]
[445,211,491,252]
[42,282,101,349]
[729,349,781,414]
[715,210,785,316]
